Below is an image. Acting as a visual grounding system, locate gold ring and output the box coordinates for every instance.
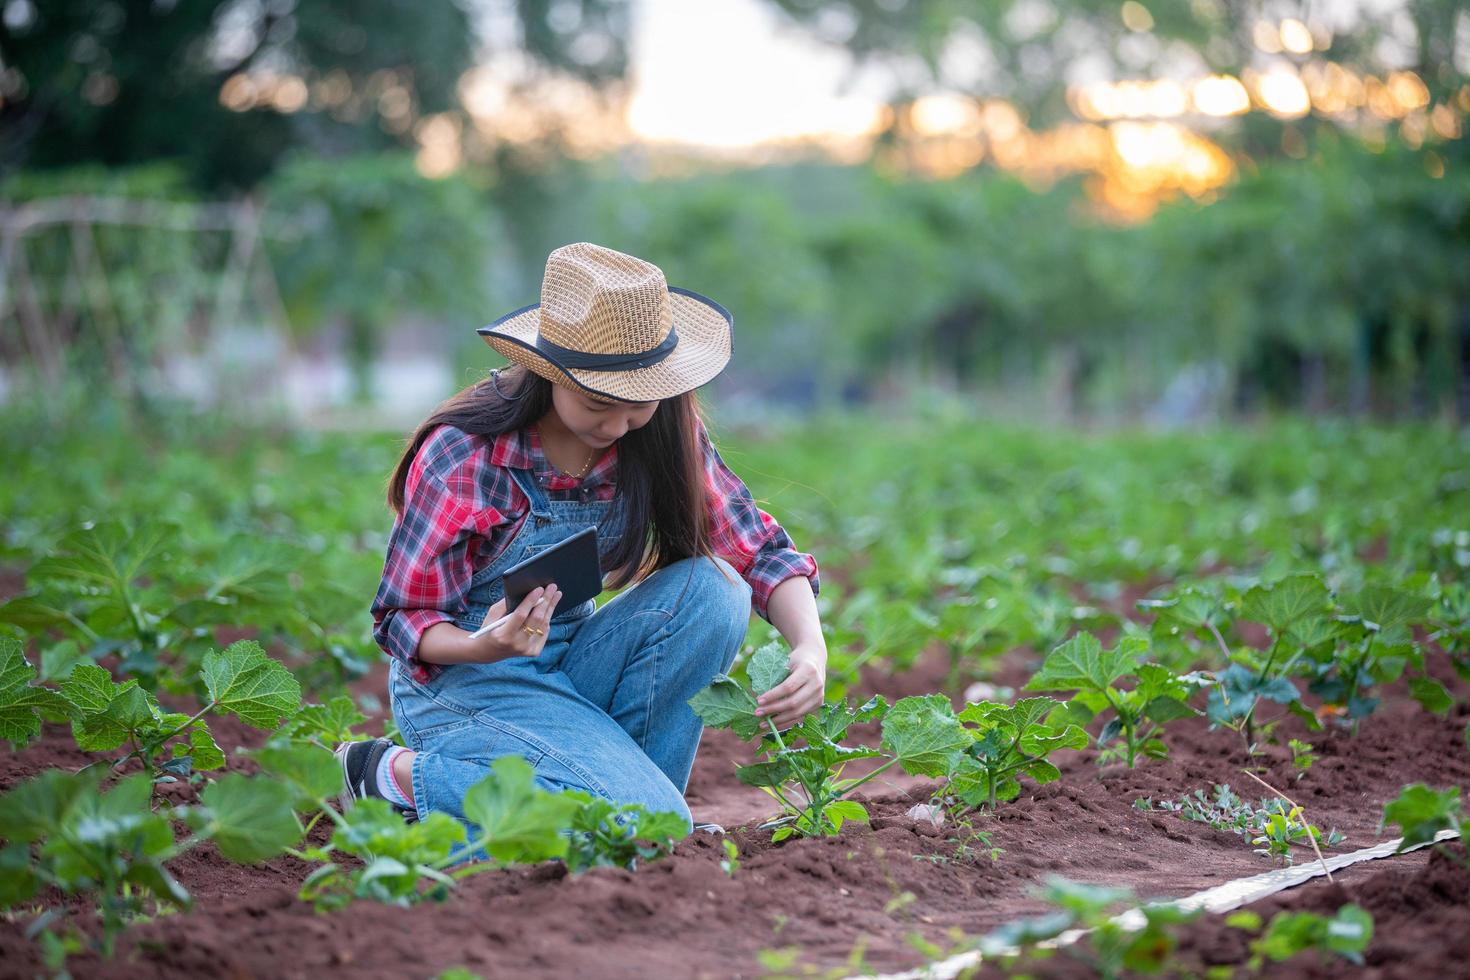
[523,625,543,636]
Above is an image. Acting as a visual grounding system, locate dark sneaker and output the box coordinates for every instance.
[333,738,418,824]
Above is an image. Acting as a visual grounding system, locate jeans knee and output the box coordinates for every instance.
[682,555,751,628]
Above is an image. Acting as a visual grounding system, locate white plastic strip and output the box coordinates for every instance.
[852,829,1461,980]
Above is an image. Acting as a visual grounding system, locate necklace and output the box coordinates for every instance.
[564,445,597,480]
[534,422,598,480]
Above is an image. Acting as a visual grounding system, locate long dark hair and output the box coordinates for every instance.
[388,365,711,590]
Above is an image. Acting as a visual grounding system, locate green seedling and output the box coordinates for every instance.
[1208,575,1326,754]
[1025,632,1205,768]
[1303,584,1442,728]
[689,644,891,840]
[979,876,1202,979]
[1136,784,1344,865]
[282,751,687,910]
[692,645,1063,837]
[1227,904,1374,968]
[1288,738,1316,777]
[720,839,740,876]
[947,697,1088,809]
[1380,783,1467,870]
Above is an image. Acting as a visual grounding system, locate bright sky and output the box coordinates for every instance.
[625,0,891,147]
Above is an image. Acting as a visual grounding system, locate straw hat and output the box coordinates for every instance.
[478,242,733,403]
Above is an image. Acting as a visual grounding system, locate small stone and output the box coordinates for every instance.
[963,681,1015,702]
[906,803,946,828]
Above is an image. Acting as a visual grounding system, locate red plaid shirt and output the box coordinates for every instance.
[372,417,820,682]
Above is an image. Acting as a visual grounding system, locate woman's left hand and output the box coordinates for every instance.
[754,643,827,729]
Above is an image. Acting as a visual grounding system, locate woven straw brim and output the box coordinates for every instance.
[478,287,733,403]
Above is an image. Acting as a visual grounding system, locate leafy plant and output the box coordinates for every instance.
[720,839,740,876]
[1226,904,1374,968]
[3,636,300,790]
[978,876,1201,979]
[1288,738,1316,777]
[690,644,893,840]
[78,639,299,786]
[287,752,689,910]
[0,521,370,693]
[0,768,303,957]
[1380,783,1467,870]
[561,791,689,874]
[946,697,1088,809]
[1136,784,1345,864]
[1208,574,1327,753]
[1025,632,1204,768]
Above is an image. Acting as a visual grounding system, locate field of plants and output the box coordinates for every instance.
[2,409,1468,979]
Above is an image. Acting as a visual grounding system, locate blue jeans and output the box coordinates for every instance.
[388,555,751,856]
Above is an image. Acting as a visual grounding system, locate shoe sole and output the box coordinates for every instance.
[332,741,358,814]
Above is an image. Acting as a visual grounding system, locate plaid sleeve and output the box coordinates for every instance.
[698,419,820,622]
[371,428,504,682]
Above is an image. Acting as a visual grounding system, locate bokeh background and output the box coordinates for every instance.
[1,0,1467,426]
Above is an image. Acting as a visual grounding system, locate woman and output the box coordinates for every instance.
[335,242,826,844]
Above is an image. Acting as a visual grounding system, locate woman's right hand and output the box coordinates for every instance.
[417,586,563,666]
[469,585,562,662]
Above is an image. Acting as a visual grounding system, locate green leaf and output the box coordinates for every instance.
[747,642,791,696]
[1241,575,1330,634]
[251,742,346,811]
[1140,587,1219,631]
[1286,617,1342,649]
[1344,586,1431,635]
[0,768,100,842]
[58,662,117,714]
[1143,695,1198,724]
[460,755,579,864]
[200,774,304,863]
[1407,677,1453,715]
[283,695,367,743]
[186,725,227,771]
[63,667,158,751]
[0,636,67,747]
[1025,631,1137,694]
[1042,876,1133,918]
[1024,760,1062,784]
[735,759,797,788]
[880,694,969,777]
[1381,784,1462,849]
[1323,905,1373,961]
[39,641,89,683]
[0,841,42,907]
[824,799,868,832]
[0,593,75,633]
[687,674,763,739]
[123,860,192,909]
[202,640,301,729]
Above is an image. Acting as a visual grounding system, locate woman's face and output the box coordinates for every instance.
[549,384,659,449]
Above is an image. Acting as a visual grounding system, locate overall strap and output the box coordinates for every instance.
[507,466,552,519]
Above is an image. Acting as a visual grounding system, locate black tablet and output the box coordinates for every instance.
[501,526,603,610]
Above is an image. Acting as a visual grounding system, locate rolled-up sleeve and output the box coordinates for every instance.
[699,421,820,621]
[371,431,503,681]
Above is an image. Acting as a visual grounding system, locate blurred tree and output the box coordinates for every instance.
[0,0,632,190]
[758,0,1467,140]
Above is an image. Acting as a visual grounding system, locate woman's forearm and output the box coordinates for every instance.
[416,620,491,665]
[765,575,826,655]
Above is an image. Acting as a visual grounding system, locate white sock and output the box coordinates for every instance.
[375,746,414,809]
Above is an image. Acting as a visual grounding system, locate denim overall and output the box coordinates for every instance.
[387,464,752,857]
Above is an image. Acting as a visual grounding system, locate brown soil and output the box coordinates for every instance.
[2,643,1468,980]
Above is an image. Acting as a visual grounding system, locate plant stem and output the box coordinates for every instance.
[1205,621,1232,662]
[837,757,899,798]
